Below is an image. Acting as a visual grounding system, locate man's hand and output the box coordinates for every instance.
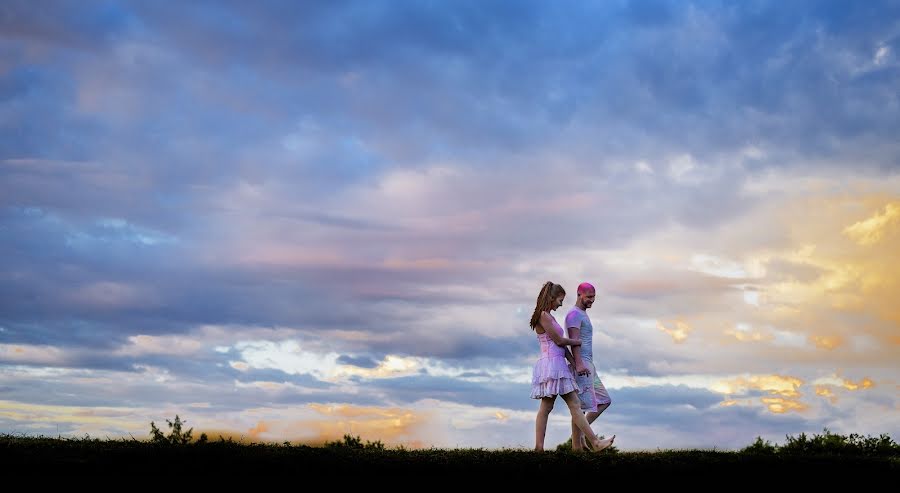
[575,361,590,376]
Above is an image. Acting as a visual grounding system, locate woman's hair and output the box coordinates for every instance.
[529,281,566,330]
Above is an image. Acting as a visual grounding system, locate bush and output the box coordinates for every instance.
[149,415,207,445]
[324,434,385,450]
[742,429,897,457]
[740,436,777,455]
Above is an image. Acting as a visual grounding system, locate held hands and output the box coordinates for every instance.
[567,338,581,347]
[575,361,591,377]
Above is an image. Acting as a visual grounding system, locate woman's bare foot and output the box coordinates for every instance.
[591,435,616,452]
[591,437,611,452]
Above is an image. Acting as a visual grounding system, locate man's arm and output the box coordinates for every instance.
[566,312,589,376]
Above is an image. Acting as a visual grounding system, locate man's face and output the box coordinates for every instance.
[580,289,596,309]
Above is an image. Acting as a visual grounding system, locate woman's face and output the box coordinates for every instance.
[552,295,565,311]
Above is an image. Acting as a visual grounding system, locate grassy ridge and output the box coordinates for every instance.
[2,431,897,477]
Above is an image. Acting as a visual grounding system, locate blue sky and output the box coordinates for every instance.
[1,0,898,449]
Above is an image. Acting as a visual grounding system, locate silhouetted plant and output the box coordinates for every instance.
[743,429,897,456]
[325,434,385,450]
[149,415,205,444]
[741,436,777,455]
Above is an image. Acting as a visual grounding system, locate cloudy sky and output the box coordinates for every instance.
[1,0,898,450]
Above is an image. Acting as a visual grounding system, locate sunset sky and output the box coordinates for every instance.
[1,1,898,450]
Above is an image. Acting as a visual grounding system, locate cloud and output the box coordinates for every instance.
[815,386,838,404]
[760,397,809,414]
[712,375,804,399]
[0,344,68,366]
[114,335,203,357]
[657,320,692,344]
[809,335,844,351]
[813,374,876,393]
[336,354,379,369]
[725,324,773,343]
[1,0,899,449]
[843,202,900,246]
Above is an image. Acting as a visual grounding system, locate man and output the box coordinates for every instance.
[566,282,615,451]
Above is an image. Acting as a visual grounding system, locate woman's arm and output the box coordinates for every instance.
[539,312,581,347]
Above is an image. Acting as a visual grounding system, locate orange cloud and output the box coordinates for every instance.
[713,374,804,398]
[842,202,900,246]
[307,403,413,419]
[725,327,772,343]
[737,194,900,368]
[841,377,874,390]
[248,421,270,438]
[189,404,436,447]
[814,386,838,404]
[813,371,874,386]
[657,320,691,343]
[290,404,432,446]
[334,355,422,379]
[761,397,808,414]
[809,335,844,350]
[815,386,834,397]
[811,374,874,404]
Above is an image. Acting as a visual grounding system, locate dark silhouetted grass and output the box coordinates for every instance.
[2,429,896,478]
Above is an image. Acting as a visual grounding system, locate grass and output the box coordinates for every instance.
[2,430,897,478]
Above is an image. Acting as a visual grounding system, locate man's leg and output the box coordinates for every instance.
[586,402,610,424]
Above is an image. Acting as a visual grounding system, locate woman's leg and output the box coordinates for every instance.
[535,396,555,451]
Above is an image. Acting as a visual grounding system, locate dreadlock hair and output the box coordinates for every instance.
[529,281,566,330]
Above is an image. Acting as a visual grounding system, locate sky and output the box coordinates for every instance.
[1,0,898,451]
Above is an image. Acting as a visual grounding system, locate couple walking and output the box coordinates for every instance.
[530,281,615,452]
